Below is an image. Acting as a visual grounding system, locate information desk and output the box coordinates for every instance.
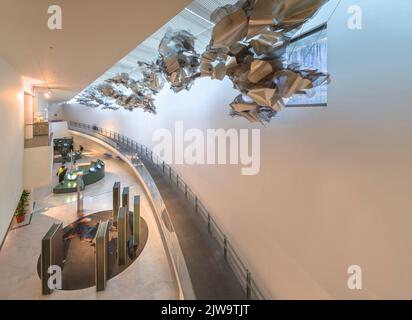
[54,137,74,152]
[53,160,105,194]
[63,150,82,162]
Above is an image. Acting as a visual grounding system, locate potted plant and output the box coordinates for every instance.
[15,190,30,223]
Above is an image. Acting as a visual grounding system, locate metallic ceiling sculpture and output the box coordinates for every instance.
[77,71,158,113]
[74,0,330,124]
[201,0,330,123]
[157,29,201,93]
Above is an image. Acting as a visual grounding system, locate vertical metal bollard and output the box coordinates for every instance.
[95,220,109,292]
[112,182,120,222]
[117,207,127,266]
[122,187,130,237]
[246,270,252,300]
[77,173,84,214]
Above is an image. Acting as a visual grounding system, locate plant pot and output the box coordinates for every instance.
[16,215,25,224]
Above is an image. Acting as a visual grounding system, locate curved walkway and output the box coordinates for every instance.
[141,157,245,299]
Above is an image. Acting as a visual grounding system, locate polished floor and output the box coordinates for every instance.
[0,136,179,299]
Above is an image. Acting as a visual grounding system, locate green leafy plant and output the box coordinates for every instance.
[15,190,30,217]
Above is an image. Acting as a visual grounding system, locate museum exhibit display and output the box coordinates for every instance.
[36,210,149,291]
[117,207,127,266]
[53,136,83,162]
[53,137,73,152]
[133,195,141,247]
[95,220,110,292]
[122,187,130,236]
[64,150,82,162]
[113,182,121,222]
[41,223,63,295]
[53,160,105,194]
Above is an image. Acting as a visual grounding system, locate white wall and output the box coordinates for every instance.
[24,93,33,139]
[48,102,64,122]
[49,121,69,139]
[23,146,53,189]
[62,0,412,299]
[0,57,24,245]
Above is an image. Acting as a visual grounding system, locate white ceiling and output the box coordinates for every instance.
[84,0,238,91]
[0,0,192,102]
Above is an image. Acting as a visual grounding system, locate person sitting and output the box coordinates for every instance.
[79,145,84,153]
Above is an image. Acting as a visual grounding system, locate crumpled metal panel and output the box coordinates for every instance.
[200,0,330,123]
[211,8,249,48]
[138,61,165,93]
[158,29,200,93]
[271,0,329,31]
[230,95,277,123]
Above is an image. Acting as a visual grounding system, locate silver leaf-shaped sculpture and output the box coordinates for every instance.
[75,0,331,124]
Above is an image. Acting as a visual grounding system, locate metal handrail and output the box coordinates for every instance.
[68,121,267,300]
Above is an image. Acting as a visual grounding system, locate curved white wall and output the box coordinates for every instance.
[62,0,412,299]
[0,57,24,246]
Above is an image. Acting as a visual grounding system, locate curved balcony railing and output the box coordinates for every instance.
[69,121,267,300]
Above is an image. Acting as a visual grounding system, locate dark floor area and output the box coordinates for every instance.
[37,210,148,290]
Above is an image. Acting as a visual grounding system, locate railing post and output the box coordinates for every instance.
[169,167,172,180]
[207,213,211,233]
[195,196,198,213]
[176,175,179,187]
[162,162,165,173]
[246,270,252,300]
[185,184,188,199]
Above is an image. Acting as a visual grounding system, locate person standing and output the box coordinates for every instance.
[57,165,67,184]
